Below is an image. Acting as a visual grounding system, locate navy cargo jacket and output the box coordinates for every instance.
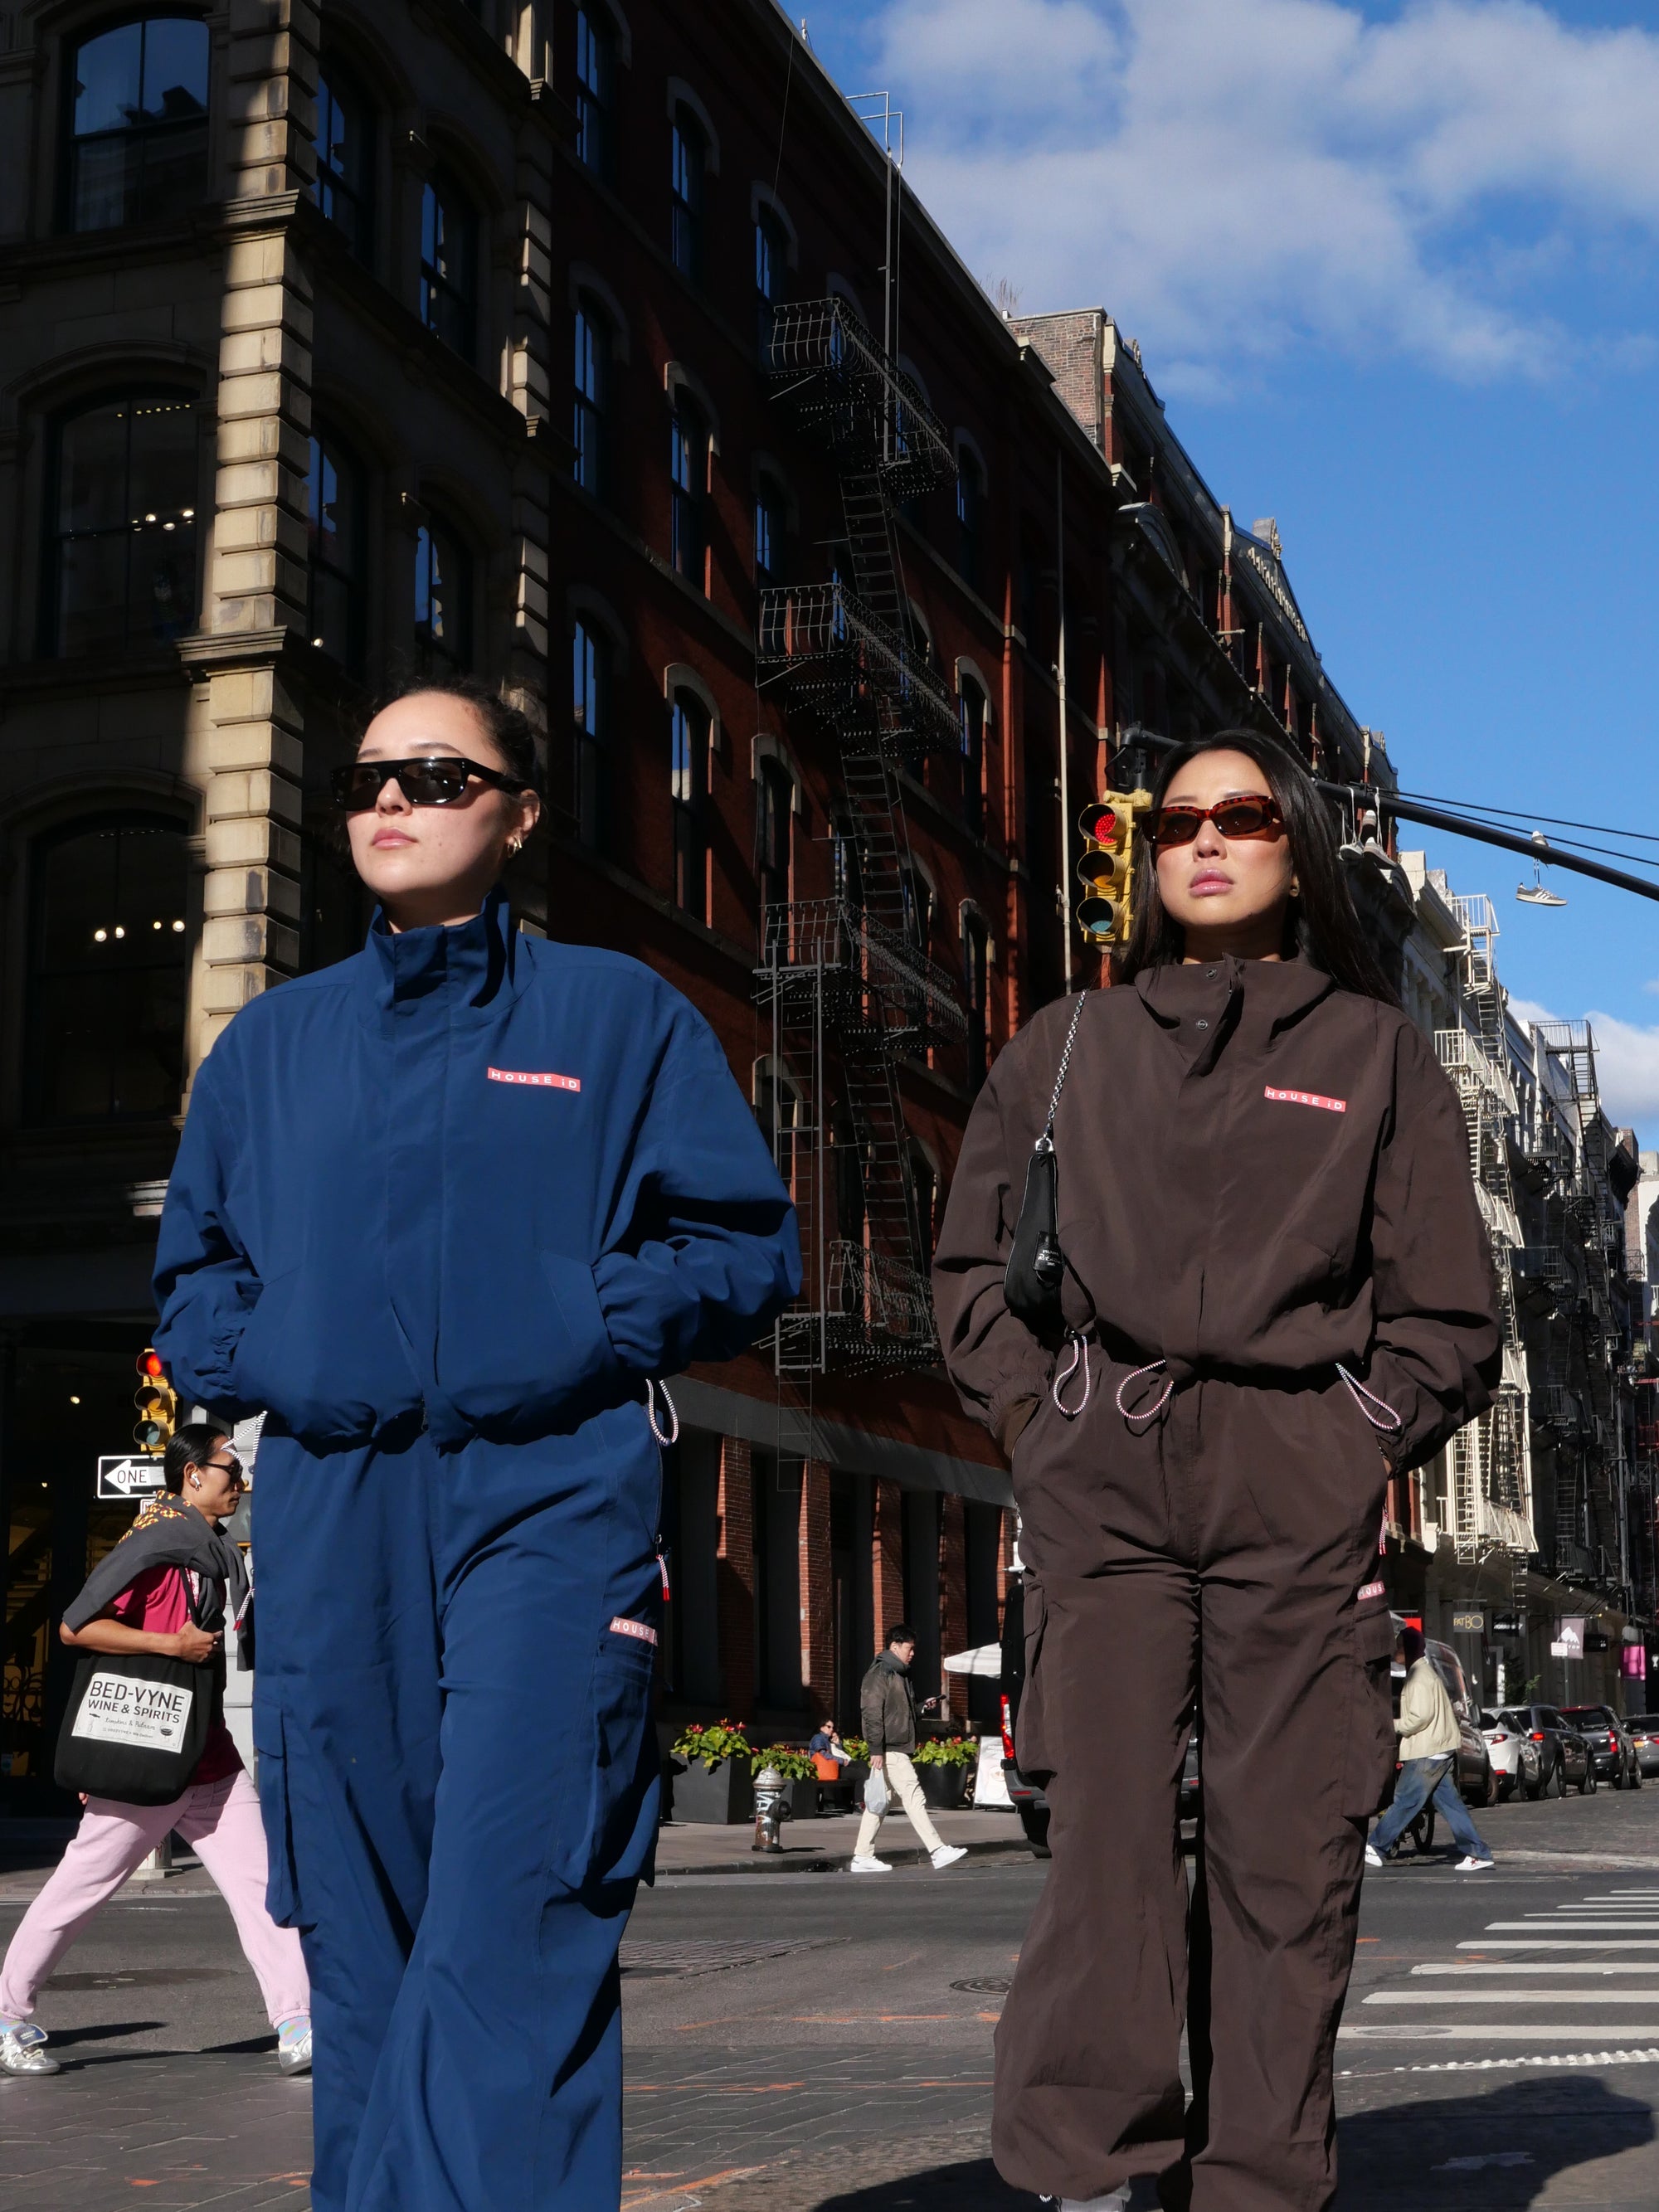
[153,890,800,1453]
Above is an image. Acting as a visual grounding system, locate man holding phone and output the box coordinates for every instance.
[850,1624,968,1874]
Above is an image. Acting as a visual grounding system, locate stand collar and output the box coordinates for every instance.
[362,885,520,1013]
[1134,954,1335,1040]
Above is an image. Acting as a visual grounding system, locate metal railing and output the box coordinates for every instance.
[756,897,966,1045]
[766,299,954,493]
[757,581,961,758]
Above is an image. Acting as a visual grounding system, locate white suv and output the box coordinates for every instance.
[1479,1709,1540,1801]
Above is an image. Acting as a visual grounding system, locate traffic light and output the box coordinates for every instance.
[134,1347,178,1456]
[1076,787,1152,949]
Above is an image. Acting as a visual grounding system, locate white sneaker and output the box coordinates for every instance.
[1364,1844,1384,1867]
[931,1844,968,1870]
[0,2023,61,2076]
[849,1854,892,1873]
[1456,1855,1495,1872]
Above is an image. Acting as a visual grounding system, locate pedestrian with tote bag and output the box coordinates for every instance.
[0,1424,310,2078]
[153,679,799,2212]
[933,730,1501,2212]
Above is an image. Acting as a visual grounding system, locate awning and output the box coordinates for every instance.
[942,1642,1000,1678]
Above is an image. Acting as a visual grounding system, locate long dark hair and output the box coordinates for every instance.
[1117,729,1399,1005]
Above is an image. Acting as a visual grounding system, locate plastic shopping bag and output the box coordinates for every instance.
[863,1765,889,1819]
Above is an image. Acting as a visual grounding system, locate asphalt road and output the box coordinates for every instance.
[7,1778,1659,2210]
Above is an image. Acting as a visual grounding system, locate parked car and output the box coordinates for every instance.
[1496,1704,1596,1797]
[1480,1709,1543,1801]
[1561,1704,1644,1790]
[1626,1714,1659,1779]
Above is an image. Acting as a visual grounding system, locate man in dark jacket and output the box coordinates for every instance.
[851,1626,966,1874]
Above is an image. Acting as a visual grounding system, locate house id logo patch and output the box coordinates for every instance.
[488,1067,581,1092]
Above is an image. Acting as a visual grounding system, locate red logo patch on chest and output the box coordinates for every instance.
[487,1067,581,1092]
[1264,1086,1346,1114]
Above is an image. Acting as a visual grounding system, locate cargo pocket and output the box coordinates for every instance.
[551,1636,661,1893]
[1342,1606,1398,1819]
[251,1705,304,1928]
[1014,1573,1054,1786]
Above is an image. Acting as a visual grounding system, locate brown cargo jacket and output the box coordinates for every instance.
[933,955,1502,1472]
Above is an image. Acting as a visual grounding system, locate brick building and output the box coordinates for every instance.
[0,0,1396,1807]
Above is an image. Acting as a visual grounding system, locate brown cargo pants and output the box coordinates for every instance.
[995,1373,1395,2212]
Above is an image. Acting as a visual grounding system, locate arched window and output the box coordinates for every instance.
[414,518,471,676]
[420,172,477,363]
[26,814,189,1123]
[670,105,704,281]
[572,618,610,851]
[754,474,786,590]
[757,757,792,924]
[573,298,611,498]
[959,677,986,838]
[755,205,788,363]
[670,689,708,921]
[305,430,366,673]
[66,16,210,233]
[50,391,199,658]
[575,7,615,178]
[956,446,985,590]
[314,64,373,260]
[963,913,990,1093]
[669,394,706,589]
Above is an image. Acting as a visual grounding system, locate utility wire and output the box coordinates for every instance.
[1391,789,1659,849]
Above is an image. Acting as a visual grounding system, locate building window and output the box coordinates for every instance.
[757,758,792,923]
[313,66,373,260]
[960,678,986,838]
[66,17,210,233]
[573,299,611,498]
[956,447,985,591]
[669,396,706,589]
[755,477,785,590]
[908,1145,937,1265]
[305,431,365,672]
[575,7,615,177]
[26,815,189,1124]
[420,173,477,364]
[670,690,708,922]
[414,519,471,677]
[670,106,704,281]
[831,810,863,911]
[755,206,788,363]
[51,392,198,659]
[572,619,609,850]
[900,864,933,957]
[964,914,990,1093]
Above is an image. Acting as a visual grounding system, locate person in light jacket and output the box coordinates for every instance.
[1366,1628,1493,1870]
[933,731,1501,2212]
[153,680,799,2212]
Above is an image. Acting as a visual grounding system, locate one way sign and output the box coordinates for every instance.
[97,1456,165,1500]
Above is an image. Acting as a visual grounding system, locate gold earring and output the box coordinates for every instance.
[508,839,522,857]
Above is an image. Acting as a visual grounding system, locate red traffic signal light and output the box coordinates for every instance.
[1076,789,1151,946]
[137,1349,166,1383]
[133,1346,178,1456]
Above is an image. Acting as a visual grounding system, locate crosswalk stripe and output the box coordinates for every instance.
[1341,2024,1659,2040]
[1365,1991,1659,2004]
[1458,1941,1659,1950]
[1413,1963,1659,1976]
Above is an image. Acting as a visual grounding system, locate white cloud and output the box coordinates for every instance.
[868,0,1659,382]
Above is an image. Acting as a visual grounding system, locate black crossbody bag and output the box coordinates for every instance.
[54,1585,216,1807]
[1003,990,1090,1336]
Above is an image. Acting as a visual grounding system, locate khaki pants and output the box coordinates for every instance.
[854,1749,945,1857]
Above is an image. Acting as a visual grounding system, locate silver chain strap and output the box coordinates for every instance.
[1042,991,1089,1139]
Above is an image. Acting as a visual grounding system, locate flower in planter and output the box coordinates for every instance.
[750,1744,817,1782]
[669,1719,754,1772]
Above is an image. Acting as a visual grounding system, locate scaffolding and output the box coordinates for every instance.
[755,294,965,1378]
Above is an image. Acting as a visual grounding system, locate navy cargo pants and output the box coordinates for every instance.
[251,1412,661,2212]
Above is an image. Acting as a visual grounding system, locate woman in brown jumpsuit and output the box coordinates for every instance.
[933,732,1501,2212]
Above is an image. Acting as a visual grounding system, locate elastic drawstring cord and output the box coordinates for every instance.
[1052,1332,1092,1419]
[646,1378,679,1446]
[1336,1364,1404,1435]
[1115,1358,1175,1427]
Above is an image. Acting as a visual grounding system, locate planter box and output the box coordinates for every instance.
[668,1757,754,1825]
[917,1763,968,1811]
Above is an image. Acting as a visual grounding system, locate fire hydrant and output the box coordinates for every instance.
[752,1764,790,1854]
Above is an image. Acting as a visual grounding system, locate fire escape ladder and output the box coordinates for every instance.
[755,299,966,1376]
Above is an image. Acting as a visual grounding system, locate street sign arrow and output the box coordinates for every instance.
[97,1455,166,1500]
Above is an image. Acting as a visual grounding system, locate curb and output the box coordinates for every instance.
[654,1835,1038,1879]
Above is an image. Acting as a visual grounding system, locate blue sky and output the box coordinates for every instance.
[805,0,1659,1139]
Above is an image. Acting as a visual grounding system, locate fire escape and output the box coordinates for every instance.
[755,298,966,1376]
[1438,894,1533,1567]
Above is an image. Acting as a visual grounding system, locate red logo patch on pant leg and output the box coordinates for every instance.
[609,1616,658,1645]
[1263,1086,1346,1113]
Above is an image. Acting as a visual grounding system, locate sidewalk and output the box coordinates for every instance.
[654,1805,1032,1875]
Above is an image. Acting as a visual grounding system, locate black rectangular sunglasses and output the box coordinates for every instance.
[331,756,533,811]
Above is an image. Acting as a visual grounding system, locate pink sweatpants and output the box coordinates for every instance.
[0,1767,309,2029]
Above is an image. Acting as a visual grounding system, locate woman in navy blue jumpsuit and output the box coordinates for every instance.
[154,682,799,2210]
